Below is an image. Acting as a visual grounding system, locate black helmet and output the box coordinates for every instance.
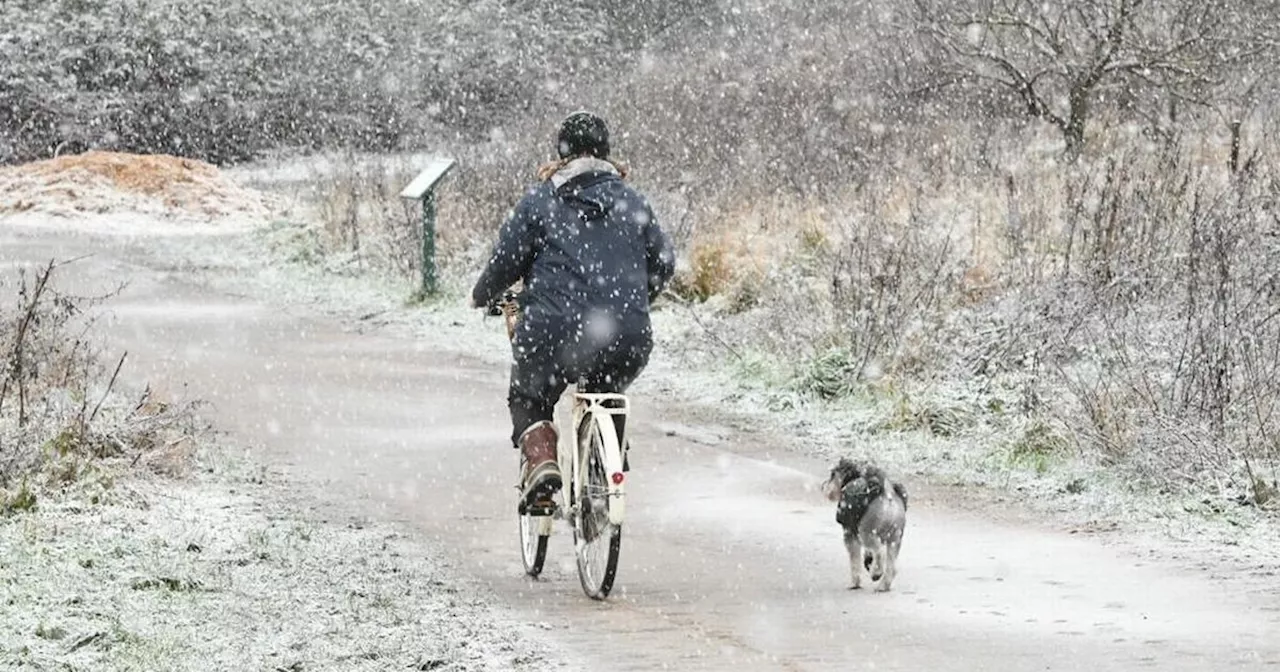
[556,111,610,159]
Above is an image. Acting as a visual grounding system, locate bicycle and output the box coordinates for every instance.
[487,290,630,600]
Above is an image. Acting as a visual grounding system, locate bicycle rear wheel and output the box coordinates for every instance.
[573,414,622,599]
[517,456,550,577]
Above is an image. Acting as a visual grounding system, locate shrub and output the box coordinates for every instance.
[0,0,611,166]
[669,240,733,303]
[793,347,861,401]
[0,260,199,505]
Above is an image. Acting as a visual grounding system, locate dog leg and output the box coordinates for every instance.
[874,555,893,592]
[865,532,885,583]
[876,541,900,592]
[844,530,863,590]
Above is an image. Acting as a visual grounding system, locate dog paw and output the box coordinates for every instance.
[848,584,863,590]
[874,583,892,593]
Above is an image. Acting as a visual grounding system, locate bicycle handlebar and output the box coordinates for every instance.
[486,289,521,341]
[485,289,520,316]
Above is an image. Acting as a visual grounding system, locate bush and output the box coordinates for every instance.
[668,240,733,303]
[793,347,862,401]
[0,0,618,166]
[0,260,199,509]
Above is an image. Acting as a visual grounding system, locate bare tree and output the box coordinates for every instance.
[910,0,1273,161]
[1139,6,1279,172]
[1212,68,1272,176]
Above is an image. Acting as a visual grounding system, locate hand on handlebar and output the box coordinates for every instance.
[469,293,502,315]
[480,289,520,317]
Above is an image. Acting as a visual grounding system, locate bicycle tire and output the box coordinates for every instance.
[517,456,550,577]
[573,413,622,599]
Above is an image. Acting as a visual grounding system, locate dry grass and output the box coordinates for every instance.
[0,150,275,220]
[659,117,1280,505]
[17,151,218,195]
[311,155,420,277]
[668,240,733,303]
[0,259,202,514]
[276,145,542,285]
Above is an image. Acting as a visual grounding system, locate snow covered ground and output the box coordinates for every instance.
[2,151,1277,670]
[0,442,571,671]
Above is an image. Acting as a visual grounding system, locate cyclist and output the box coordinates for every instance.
[471,111,676,509]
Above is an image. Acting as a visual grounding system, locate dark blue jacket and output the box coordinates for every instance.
[471,165,676,356]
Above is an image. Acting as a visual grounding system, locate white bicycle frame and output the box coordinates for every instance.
[528,388,630,534]
[569,391,629,527]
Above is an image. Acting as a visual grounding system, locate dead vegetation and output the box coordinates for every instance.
[0,259,203,514]
[688,128,1280,508]
[910,0,1273,162]
[310,154,422,278]
[0,150,275,220]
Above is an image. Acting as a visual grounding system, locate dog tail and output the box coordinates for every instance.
[892,482,908,511]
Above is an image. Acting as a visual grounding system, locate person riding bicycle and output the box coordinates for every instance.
[471,111,676,509]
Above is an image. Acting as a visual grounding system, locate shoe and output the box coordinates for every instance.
[519,421,562,509]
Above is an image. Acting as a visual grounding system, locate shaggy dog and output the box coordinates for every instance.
[821,458,908,591]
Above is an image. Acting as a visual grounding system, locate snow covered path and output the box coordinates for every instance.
[3,224,1278,671]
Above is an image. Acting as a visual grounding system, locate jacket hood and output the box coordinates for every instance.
[550,157,619,189]
[552,157,621,221]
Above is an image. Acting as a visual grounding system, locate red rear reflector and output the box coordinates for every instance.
[611,472,625,485]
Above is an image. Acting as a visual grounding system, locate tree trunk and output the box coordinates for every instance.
[1210,213,1231,440]
[1229,119,1243,174]
[1063,123,1085,162]
[1063,85,1090,162]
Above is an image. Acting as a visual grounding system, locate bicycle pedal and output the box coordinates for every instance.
[521,499,558,517]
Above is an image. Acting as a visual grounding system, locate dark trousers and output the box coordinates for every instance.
[508,327,651,447]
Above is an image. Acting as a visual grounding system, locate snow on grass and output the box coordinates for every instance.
[0,444,571,671]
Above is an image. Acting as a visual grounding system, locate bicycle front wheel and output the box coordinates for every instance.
[573,414,622,599]
[518,456,550,577]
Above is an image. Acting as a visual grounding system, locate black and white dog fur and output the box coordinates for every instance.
[821,458,908,591]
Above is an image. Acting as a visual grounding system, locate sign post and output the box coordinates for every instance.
[399,157,456,298]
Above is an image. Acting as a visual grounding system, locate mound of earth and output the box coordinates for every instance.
[0,151,276,223]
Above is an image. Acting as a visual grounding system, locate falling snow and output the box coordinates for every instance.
[2,0,1280,668]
